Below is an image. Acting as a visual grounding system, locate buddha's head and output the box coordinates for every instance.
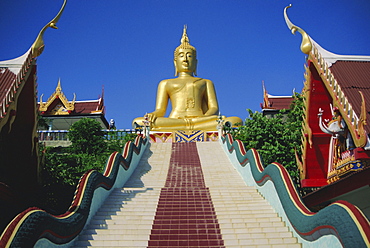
[174,26,197,76]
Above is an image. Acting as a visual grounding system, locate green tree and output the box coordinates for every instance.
[68,118,107,154]
[231,93,303,180]
[37,115,49,130]
[105,132,138,153]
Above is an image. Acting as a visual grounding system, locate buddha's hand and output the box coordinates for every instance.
[145,113,157,124]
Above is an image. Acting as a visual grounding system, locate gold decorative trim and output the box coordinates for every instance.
[309,46,368,148]
[31,0,67,58]
[150,133,173,143]
[297,63,313,180]
[284,5,312,55]
[295,147,305,180]
[287,4,368,148]
[206,132,219,142]
[39,79,75,115]
[148,131,218,143]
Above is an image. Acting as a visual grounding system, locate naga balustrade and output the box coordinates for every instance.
[220,133,370,248]
[0,135,148,248]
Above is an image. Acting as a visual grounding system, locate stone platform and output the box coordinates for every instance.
[148,131,219,143]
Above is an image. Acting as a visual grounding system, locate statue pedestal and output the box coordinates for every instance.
[148,130,218,143]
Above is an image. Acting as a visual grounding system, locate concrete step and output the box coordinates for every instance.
[71,143,173,248]
[73,239,148,247]
[196,142,301,248]
[72,142,301,248]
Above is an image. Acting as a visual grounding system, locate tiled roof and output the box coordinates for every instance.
[38,99,104,115]
[0,51,34,119]
[0,69,16,113]
[266,96,293,110]
[330,61,370,133]
[263,95,293,110]
[74,100,104,114]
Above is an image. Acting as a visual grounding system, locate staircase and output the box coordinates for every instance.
[73,142,301,248]
[197,142,300,248]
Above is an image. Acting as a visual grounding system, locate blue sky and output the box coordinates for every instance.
[1,1,369,129]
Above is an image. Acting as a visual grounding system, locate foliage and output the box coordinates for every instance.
[37,115,49,130]
[68,118,107,154]
[42,150,108,187]
[105,132,138,153]
[230,93,304,181]
[38,147,109,213]
[38,118,138,213]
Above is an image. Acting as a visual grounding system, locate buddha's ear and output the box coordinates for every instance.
[194,59,198,76]
[174,60,179,76]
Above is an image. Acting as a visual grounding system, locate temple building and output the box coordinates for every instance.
[37,80,109,147]
[261,82,293,118]
[285,6,370,216]
[0,0,67,230]
[0,46,39,201]
[38,79,108,131]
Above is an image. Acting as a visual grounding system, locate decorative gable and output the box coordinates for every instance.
[39,79,75,115]
[285,5,370,188]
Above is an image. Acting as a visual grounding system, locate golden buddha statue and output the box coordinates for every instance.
[133,26,242,131]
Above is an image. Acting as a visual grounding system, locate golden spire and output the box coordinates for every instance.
[31,0,67,58]
[56,78,62,93]
[174,25,196,58]
[284,4,312,55]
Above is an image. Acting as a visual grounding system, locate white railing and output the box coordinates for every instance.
[38,129,138,142]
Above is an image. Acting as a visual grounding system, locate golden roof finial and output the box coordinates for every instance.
[174,25,196,58]
[56,78,62,92]
[39,94,44,104]
[31,0,67,58]
[284,4,312,55]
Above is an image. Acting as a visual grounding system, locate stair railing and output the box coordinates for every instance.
[221,133,370,248]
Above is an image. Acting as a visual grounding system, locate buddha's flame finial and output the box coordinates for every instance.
[31,0,67,58]
[174,25,196,58]
[284,4,312,55]
[181,25,190,45]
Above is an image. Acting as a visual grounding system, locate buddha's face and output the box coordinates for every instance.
[174,48,197,74]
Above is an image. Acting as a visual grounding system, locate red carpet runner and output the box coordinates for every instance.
[148,142,225,248]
